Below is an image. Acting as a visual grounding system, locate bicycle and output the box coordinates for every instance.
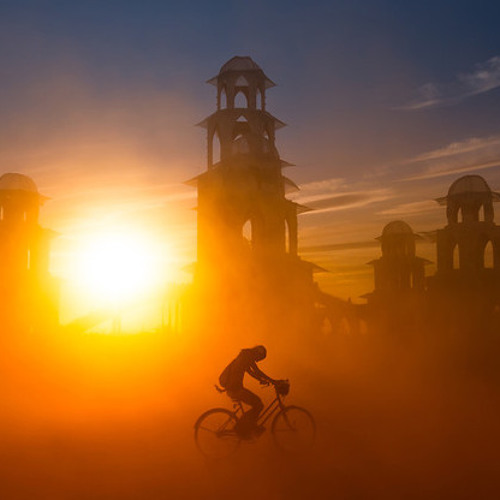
[194,380,315,459]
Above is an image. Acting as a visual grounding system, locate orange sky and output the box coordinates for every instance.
[2,3,500,324]
[7,72,500,324]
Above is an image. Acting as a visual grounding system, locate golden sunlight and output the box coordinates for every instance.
[74,228,168,306]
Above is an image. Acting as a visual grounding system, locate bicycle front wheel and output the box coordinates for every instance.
[271,405,316,453]
[194,408,240,459]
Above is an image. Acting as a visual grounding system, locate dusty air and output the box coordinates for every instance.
[1,55,499,499]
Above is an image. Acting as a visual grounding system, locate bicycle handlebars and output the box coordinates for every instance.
[214,379,290,396]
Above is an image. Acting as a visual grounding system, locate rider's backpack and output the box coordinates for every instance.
[218,362,234,389]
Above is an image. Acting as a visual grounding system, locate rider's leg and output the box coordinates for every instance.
[239,388,264,426]
[228,387,263,431]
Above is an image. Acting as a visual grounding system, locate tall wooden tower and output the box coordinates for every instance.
[188,56,311,289]
[185,57,327,337]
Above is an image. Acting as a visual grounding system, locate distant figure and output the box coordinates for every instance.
[219,345,277,437]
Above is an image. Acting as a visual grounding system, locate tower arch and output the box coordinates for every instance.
[234,90,248,109]
[210,127,222,166]
[219,86,227,109]
[483,239,494,269]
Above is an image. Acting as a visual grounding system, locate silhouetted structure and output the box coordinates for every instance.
[0,173,59,329]
[188,57,309,277]
[185,57,349,338]
[362,175,500,335]
[435,175,500,276]
[428,174,500,333]
[370,221,428,293]
[363,221,430,332]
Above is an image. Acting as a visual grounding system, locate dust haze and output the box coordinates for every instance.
[1,42,499,500]
[1,323,498,499]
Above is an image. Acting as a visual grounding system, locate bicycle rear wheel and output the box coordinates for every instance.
[271,405,316,453]
[194,408,240,459]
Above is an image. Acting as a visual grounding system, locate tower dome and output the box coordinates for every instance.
[220,56,262,74]
[0,173,39,193]
[436,174,500,225]
[207,56,275,89]
[379,220,417,258]
[381,220,414,237]
[448,175,492,197]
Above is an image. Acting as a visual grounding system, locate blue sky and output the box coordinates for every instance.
[1,0,500,305]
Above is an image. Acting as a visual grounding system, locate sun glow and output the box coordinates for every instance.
[74,229,168,306]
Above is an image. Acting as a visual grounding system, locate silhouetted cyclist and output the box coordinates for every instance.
[218,345,277,438]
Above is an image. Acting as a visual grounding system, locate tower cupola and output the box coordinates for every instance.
[435,174,500,273]
[379,220,417,258]
[199,56,285,169]
[207,56,275,111]
[0,172,46,227]
[436,174,500,225]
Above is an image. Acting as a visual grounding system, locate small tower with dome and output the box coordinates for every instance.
[435,174,500,276]
[0,173,58,328]
[368,220,430,294]
[427,174,500,333]
[362,220,430,332]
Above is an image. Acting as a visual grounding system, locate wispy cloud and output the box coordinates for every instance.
[405,135,500,163]
[290,177,393,215]
[403,159,500,182]
[302,190,392,214]
[400,134,500,182]
[377,200,438,217]
[294,177,345,198]
[401,56,500,110]
[300,240,379,253]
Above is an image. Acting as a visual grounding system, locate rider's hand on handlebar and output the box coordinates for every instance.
[274,379,290,396]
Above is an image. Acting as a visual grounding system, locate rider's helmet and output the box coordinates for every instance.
[252,345,267,361]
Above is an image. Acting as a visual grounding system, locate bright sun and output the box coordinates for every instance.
[74,229,167,305]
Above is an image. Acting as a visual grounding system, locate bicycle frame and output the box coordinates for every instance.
[231,387,285,426]
[194,383,315,458]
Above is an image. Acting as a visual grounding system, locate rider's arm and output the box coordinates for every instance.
[247,362,275,385]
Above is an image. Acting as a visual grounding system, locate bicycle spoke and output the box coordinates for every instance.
[195,409,241,459]
[271,406,316,453]
[198,425,218,433]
